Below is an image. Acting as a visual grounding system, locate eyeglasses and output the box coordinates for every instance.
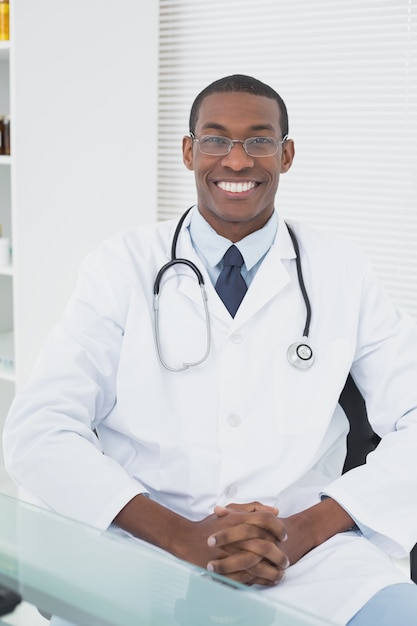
[190,132,288,158]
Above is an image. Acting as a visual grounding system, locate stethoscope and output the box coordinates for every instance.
[153,207,314,372]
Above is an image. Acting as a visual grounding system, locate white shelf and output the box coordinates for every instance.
[0,330,15,382]
[0,41,10,61]
[0,30,13,388]
[0,264,13,276]
[0,369,15,382]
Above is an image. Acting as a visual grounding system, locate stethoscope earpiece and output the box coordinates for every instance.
[287,340,314,369]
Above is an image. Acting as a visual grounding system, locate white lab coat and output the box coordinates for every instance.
[4,208,417,624]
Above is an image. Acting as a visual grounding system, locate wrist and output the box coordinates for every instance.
[113,494,190,557]
[300,498,354,549]
[282,497,355,565]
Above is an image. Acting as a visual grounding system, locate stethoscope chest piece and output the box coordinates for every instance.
[287,339,314,369]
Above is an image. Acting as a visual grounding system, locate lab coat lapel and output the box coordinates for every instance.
[173,217,231,322]
[233,219,296,326]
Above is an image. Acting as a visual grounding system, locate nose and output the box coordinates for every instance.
[221,141,254,170]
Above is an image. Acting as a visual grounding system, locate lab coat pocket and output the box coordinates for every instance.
[274,337,353,435]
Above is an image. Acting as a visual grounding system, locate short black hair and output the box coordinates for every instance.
[189,74,289,138]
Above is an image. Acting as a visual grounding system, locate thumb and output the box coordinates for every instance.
[213,505,231,517]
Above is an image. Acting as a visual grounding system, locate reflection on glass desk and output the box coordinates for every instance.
[0,494,334,626]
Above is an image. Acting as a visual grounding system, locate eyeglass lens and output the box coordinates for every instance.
[196,135,281,157]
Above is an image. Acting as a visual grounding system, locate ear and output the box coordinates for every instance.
[280,139,295,173]
[182,135,194,171]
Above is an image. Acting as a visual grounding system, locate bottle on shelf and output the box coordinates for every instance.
[0,115,10,155]
[0,0,9,41]
[0,115,3,154]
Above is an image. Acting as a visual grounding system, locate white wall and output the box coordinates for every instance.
[158,0,417,321]
[11,1,159,387]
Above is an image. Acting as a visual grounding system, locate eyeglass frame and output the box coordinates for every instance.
[189,131,288,158]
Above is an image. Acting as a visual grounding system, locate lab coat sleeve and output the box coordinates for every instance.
[3,240,146,530]
[323,261,417,557]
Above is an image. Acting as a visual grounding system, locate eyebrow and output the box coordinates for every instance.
[200,122,277,133]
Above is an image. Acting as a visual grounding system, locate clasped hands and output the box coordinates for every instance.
[115,493,346,587]
[183,501,294,587]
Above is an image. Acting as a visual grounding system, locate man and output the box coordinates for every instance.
[4,75,417,625]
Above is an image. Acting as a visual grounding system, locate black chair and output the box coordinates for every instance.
[339,373,417,583]
[0,585,21,617]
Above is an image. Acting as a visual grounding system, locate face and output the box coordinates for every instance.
[182,92,294,242]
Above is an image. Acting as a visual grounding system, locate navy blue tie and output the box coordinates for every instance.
[215,245,248,317]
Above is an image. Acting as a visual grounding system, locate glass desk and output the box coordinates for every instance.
[0,494,334,625]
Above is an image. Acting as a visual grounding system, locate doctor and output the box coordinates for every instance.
[4,74,417,625]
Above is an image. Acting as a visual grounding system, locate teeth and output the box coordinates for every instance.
[217,181,256,193]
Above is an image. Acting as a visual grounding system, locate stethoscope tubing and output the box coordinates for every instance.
[154,207,204,296]
[153,207,314,371]
[153,207,210,371]
[286,226,312,338]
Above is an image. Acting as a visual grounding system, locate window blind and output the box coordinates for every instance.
[158,0,417,319]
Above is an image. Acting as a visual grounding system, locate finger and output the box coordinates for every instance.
[239,511,286,542]
[208,522,275,548]
[214,502,279,516]
[207,549,263,575]
[213,505,232,518]
[212,536,290,570]
[208,533,289,575]
[246,557,288,583]
[232,538,289,569]
[244,511,287,542]
[209,513,287,545]
[246,573,285,587]
[251,502,279,515]
[208,550,286,583]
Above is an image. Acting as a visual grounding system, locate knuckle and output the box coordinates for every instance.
[241,525,261,540]
[210,559,226,574]
[281,555,291,569]
[257,511,275,526]
[274,569,286,583]
[239,552,261,569]
[239,572,256,585]
[251,537,273,553]
[249,537,266,551]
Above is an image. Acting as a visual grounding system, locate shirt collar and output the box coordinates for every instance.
[189,207,278,271]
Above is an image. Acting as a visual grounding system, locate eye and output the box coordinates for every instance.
[201,135,230,145]
[248,137,275,145]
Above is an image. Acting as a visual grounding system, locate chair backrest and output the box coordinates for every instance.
[339,374,416,582]
[339,374,380,473]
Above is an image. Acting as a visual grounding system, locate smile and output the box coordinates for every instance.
[216,181,257,193]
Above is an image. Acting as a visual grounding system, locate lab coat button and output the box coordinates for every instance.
[225,484,237,498]
[230,333,243,344]
[227,413,242,427]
